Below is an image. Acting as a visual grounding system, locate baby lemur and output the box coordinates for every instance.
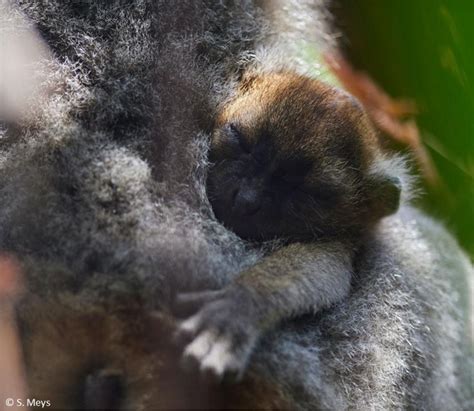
[174,71,402,381]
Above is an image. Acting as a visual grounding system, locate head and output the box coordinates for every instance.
[207,72,401,241]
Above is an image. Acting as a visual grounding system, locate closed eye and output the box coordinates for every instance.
[273,160,312,186]
[272,170,304,188]
[297,182,339,204]
[228,123,251,153]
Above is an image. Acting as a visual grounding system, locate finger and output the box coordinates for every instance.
[173,289,223,317]
[200,333,246,384]
[181,329,217,372]
[200,334,233,380]
[173,313,203,345]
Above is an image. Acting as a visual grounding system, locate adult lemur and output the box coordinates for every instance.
[1,0,472,410]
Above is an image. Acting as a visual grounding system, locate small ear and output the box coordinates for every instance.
[368,173,402,218]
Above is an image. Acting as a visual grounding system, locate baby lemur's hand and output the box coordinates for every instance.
[173,285,261,382]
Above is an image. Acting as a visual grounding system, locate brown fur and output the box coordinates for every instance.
[174,72,403,382]
[218,72,378,167]
[19,296,289,410]
[208,72,398,241]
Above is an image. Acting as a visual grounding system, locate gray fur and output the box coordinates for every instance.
[1,0,472,409]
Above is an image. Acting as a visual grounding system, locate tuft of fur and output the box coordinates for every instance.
[0,0,471,409]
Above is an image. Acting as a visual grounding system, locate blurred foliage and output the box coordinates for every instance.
[330,0,474,256]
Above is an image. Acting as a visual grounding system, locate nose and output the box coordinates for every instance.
[232,184,262,216]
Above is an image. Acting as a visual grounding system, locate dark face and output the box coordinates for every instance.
[207,73,397,241]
